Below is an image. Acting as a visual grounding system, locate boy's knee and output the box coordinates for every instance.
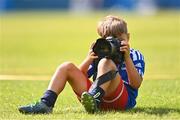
[57,62,75,72]
[97,58,116,71]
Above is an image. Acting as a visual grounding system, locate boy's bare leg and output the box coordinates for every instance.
[48,62,89,95]
[96,58,121,97]
[81,58,121,113]
[18,62,89,114]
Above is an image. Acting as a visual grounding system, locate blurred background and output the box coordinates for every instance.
[0,0,180,80]
[0,0,180,12]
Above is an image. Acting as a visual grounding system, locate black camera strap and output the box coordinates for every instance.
[90,70,118,91]
[95,70,118,86]
[92,58,100,81]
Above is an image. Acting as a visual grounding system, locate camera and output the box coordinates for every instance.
[92,36,124,64]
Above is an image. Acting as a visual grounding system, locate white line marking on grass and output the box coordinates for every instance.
[144,74,179,80]
[0,75,51,80]
[0,74,178,81]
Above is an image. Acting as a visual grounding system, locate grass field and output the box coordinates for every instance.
[0,79,180,120]
[0,11,180,120]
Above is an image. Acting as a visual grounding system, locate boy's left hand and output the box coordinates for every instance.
[120,41,130,60]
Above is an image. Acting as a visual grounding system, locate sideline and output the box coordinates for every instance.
[0,74,179,80]
[0,75,51,80]
[144,74,179,80]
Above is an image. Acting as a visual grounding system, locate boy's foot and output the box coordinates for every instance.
[81,92,98,113]
[18,101,52,114]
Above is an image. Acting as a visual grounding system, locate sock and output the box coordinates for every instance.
[88,86,105,106]
[41,90,58,107]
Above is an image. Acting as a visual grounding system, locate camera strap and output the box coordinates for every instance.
[96,70,118,86]
[90,70,118,91]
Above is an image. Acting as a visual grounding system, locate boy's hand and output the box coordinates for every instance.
[79,42,98,74]
[87,43,98,61]
[120,41,130,60]
[87,49,98,60]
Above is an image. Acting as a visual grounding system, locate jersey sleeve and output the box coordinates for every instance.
[87,64,94,78]
[130,49,145,77]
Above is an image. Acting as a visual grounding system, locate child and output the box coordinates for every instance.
[18,15,145,114]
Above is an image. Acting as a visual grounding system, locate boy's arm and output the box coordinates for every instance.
[124,57,143,89]
[120,41,143,89]
[79,45,98,76]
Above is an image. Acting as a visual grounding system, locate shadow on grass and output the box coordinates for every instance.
[120,107,180,116]
[54,107,180,116]
[90,107,180,116]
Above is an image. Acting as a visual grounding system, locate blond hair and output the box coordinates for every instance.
[97,15,128,38]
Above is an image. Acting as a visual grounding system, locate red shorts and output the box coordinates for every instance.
[74,78,128,110]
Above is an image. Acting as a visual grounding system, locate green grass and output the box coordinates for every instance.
[0,11,180,77]
[0,11,180,119]
[0,79,180,120]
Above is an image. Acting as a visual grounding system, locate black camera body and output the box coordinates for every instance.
[93,36,124,65]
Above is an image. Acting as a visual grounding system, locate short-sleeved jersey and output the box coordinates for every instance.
[87,48,145,109]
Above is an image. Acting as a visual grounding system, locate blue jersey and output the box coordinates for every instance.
[87,48,145,109]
